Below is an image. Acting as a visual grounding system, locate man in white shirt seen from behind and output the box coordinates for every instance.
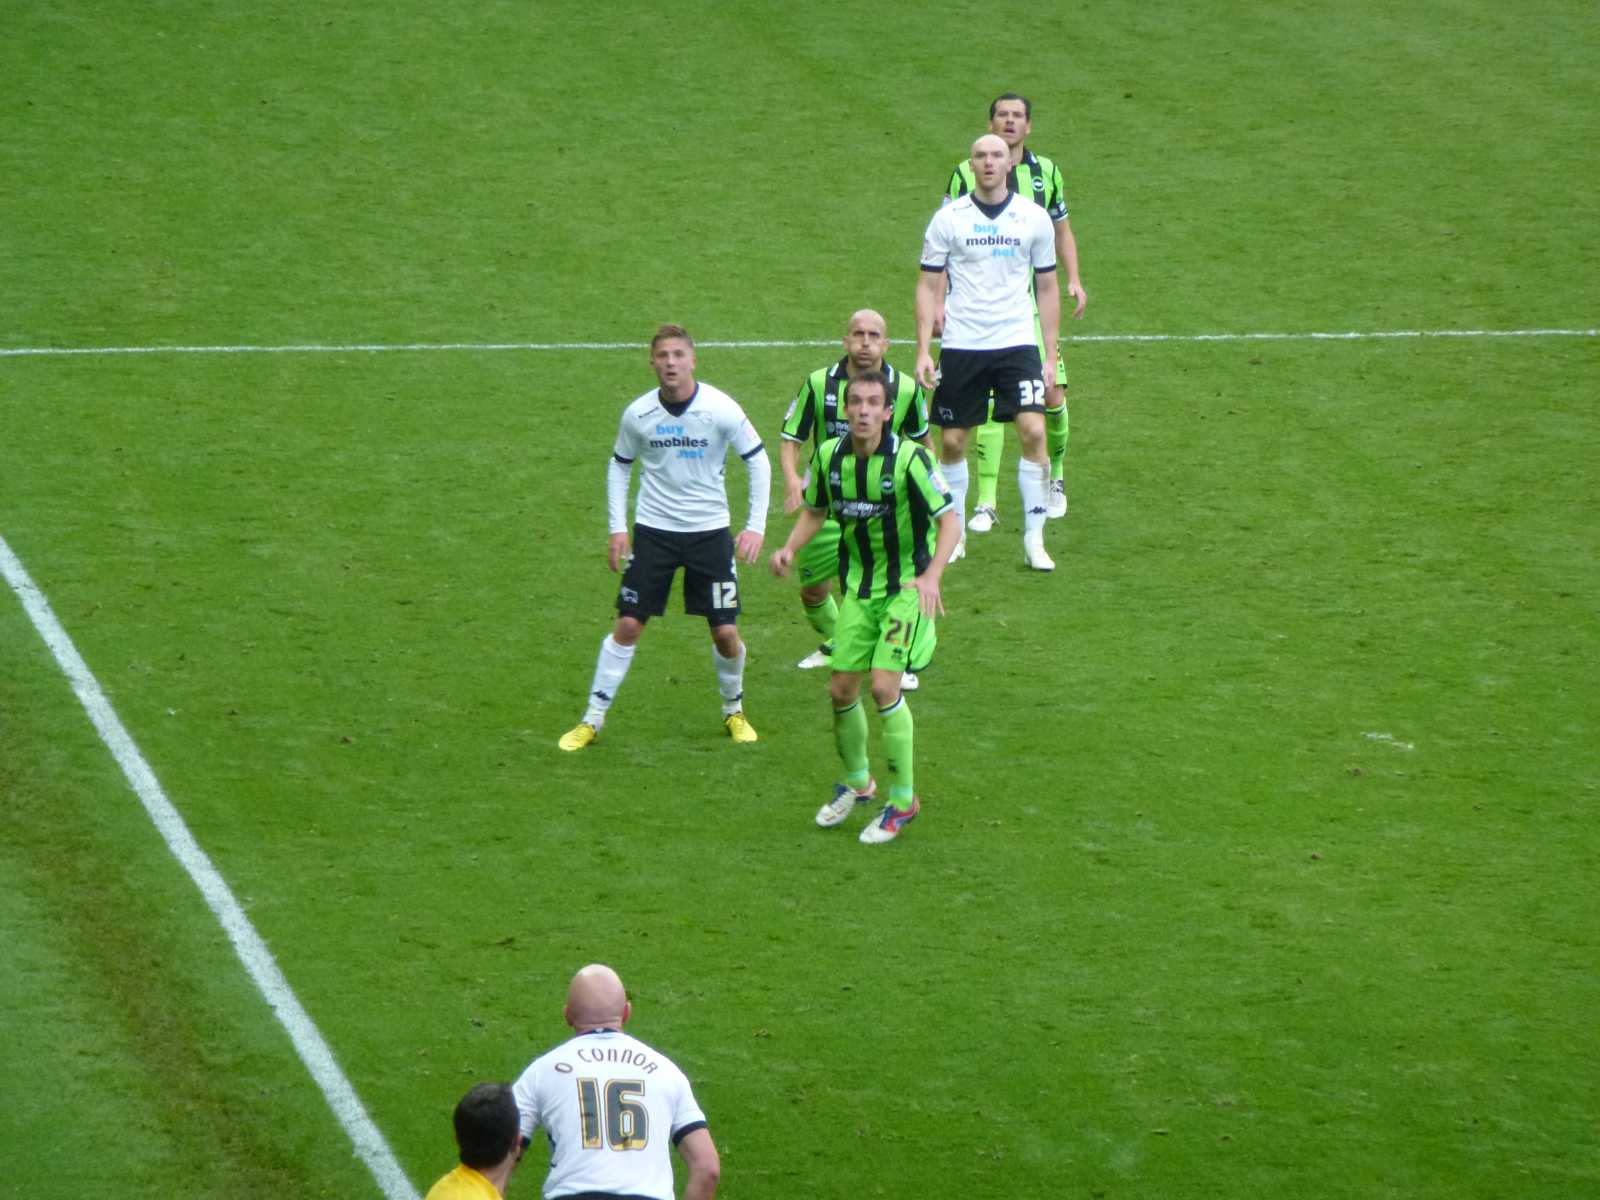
[513,964,721,1200]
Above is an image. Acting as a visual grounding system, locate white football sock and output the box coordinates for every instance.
[582,634,636,727]
[942,458,969,525]
[1018,458,1049,537]
[714,641,746,716]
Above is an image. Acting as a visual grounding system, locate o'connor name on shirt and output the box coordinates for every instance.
[569,1046,660,1073]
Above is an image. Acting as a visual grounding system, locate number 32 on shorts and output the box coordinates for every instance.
[1019,379,1045,405]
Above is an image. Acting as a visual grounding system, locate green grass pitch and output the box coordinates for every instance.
[2,3,1596,1198]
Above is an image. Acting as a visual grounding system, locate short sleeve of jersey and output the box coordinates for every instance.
[781,375,817,443]
[802,440,832,512]
[895,379,930,442]
[920,208,951,271]
[1045,158,1069,222]
[907,446,954,520]
[1029,207,1057,272]
[945,160,972,201]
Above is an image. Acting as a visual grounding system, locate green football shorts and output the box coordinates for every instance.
[798,518,843,587]
[832,588,937,675]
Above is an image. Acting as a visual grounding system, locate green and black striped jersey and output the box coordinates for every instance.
[781,360,929,450]
[946,147,1069,222]
[804,433,954,599]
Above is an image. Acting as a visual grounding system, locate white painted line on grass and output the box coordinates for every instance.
[0,327,1595,358]
[0,534,419,1200]
[1363,731,1417,751]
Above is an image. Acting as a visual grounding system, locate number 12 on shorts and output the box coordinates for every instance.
[711,580,738,608]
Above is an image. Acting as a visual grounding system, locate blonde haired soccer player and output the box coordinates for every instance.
[559,325,770,751]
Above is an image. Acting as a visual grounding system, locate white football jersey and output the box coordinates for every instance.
[513,1029,708,1200]
[611,381,767,533]
[920,192,1056,350]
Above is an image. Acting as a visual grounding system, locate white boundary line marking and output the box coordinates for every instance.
[0,327,1594,358]
[0,534,419,1200]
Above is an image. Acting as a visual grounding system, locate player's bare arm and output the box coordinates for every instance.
[770,507,825,576]
[914,269,945,389]
[779,439,806,513]
[913,509,963,617]
[678,1127,721,1200]
[1036,269,1063,384]
[1057,217,1087,318]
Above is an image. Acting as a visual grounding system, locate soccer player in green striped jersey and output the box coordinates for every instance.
[779,309,930,679]
[944,93,1088,531]
[770,370,961,843]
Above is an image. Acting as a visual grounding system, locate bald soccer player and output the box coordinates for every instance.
[778,309,930,686]
[916,133,1061,571]
[944,92,1087,530]
[512,964,721,1200]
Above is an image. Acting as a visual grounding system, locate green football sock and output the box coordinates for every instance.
[973,416,1005,509]
[803,594,838,640]
[832,699,871,791]
[878,698,915,807]
[1046,402,1069,481]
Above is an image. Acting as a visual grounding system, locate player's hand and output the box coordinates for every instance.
[734,529,764,564]
[783,478,805,514]
[915,351,938,391]
[1068,282,1088,319]
[769,547,794,577]
[913,571,945,618]
[607,532,631,572]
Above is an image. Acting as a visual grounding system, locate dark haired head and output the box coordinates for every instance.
[989,92,1032,119]
[453,1083,519,1169]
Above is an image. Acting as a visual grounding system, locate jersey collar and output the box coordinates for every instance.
[659,383,699,417]
[971,192,1013,221]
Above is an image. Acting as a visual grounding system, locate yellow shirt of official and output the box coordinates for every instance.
[424,1164,501,1200]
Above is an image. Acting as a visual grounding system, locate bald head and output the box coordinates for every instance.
[971,132,1008,160]
[843,309,889,372]
[565,963,631,1031]
[845,309,886,337]
[970,133,1011,197]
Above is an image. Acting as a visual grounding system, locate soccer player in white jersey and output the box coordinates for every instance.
[916,133,1062,571]
[513,964,721,1200]
[559,325,770,750]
